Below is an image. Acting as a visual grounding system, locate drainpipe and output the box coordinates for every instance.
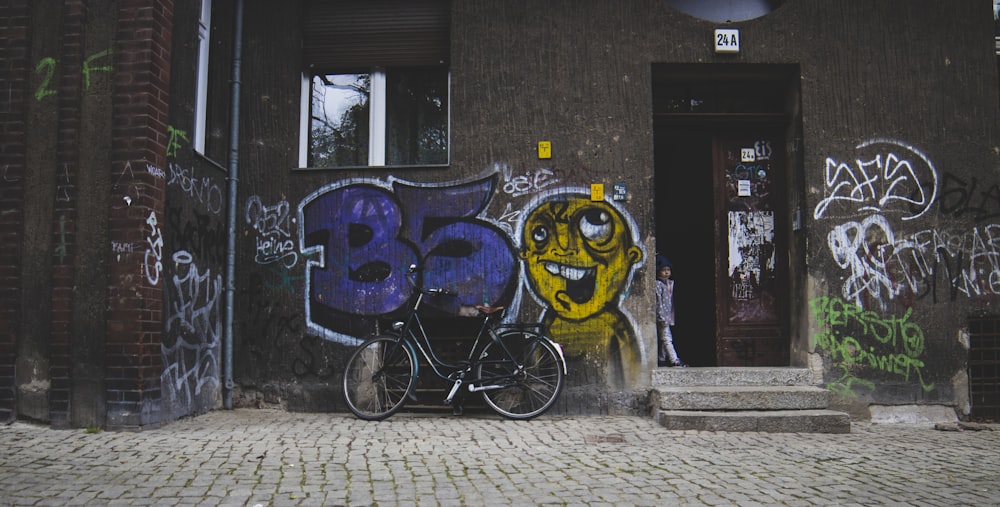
[223,0,245,409]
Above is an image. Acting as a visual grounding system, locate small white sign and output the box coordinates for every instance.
[740,148,756,162]
[738,180,751,196]
[715,28,740,53]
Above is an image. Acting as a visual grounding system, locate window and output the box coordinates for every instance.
[300,0,450,168]
[191,0,230,164]
[308,68,449,167]
[193,0,211,154]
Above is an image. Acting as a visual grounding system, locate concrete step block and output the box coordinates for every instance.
[652,366,815,387]
[651,385,831,411]
[654,409,852,434]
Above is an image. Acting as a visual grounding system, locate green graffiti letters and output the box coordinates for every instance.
[167,125,189,158]
[33,48,114,102]
[826,364,876,399]
[82,48,114,89]
[34,58,58,101]
[810,296,935,393]
[810,295,924,357]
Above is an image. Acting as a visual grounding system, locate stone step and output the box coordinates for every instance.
[649,366,851,433]
[651,385,831,411]
[654,409,852,433]
[652,366,816,387]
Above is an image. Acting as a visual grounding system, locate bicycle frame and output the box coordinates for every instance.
[341,264,568,420]
[391,288,566,405]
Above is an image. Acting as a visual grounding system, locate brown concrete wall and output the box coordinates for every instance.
[4,0,999,426]
[222,0,1000,417]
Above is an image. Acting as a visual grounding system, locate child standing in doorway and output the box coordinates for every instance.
[656,255,686,367]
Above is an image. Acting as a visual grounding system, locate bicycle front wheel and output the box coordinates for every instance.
[342,334,417,420]
[476,331,564,420]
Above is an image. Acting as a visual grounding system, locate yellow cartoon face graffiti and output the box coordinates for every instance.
[520,196,642,321]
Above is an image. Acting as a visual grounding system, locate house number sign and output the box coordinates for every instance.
[715,29,740,54]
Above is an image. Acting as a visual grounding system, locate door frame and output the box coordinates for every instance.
[652,63,803,367]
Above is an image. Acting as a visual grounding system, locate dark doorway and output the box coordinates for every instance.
[654,125,716,366]
[652,64,798,367]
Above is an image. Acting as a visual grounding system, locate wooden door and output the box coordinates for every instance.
[713,130,789,366]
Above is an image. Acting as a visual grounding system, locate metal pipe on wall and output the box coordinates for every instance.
[223,0,244,410]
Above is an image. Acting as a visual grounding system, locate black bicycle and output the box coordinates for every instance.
[342,264,567,421]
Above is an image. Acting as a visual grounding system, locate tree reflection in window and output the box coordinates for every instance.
[310,74,370,167]
[310,69,448,168]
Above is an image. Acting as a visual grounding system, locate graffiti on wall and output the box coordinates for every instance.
[144,210,164,286]
[246,196,298,267]
[827,214,1000,308]
[160,124,224,416]
[938,172,1000,222]
[814,138,937,222]
[517,190,645,385]
[163,250,222,406]
[810,295,934,397]
[297,174,519,344]
[294,169,646,386]
[165,206,226,266]
[32,48,113,102]
[816,138,1000,310]
[167,162,223,215]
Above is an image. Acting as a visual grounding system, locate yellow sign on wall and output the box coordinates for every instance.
[590,183,604,201]
[538,141,551,159]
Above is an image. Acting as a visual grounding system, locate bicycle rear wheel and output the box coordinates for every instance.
[476,331,564,420]
[342,334,417,420]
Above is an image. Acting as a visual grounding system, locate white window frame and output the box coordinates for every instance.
[299,69,450,168]
[193,0,212,154]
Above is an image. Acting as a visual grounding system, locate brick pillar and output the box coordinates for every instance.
[0,0,31,423]
[47,0,87,428]
[105,0,174,429]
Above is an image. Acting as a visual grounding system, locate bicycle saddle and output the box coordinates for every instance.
[475,305,505,314]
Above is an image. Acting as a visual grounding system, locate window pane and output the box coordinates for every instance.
[310,74,370,167]
[385,69,448,165]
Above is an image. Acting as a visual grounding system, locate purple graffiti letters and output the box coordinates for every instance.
[302,184,418,316]
[394,177,517,307]
[299,177,518,344]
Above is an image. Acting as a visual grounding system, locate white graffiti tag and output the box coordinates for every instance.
[162,250,222,406]
[168,162,223,215]
[246,195,298,267]
[498,162,559,197]
[143,211,163,285]
[814,139,937,221]
[828,214,1000,308]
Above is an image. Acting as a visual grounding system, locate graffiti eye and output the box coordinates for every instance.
[531,225,549,244]
[579,210,612,242]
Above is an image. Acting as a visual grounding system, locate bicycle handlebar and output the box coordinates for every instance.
[407,264,455,297]
[407,264,505,318]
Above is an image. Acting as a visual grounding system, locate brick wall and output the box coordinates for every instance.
[48,0,86,428]
[105,0,173,429]
[0,0,175,429]
[0,0,30,423]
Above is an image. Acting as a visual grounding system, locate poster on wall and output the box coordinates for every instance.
[727,210,777,322]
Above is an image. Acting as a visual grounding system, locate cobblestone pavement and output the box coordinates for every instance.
[1,409,999,506]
